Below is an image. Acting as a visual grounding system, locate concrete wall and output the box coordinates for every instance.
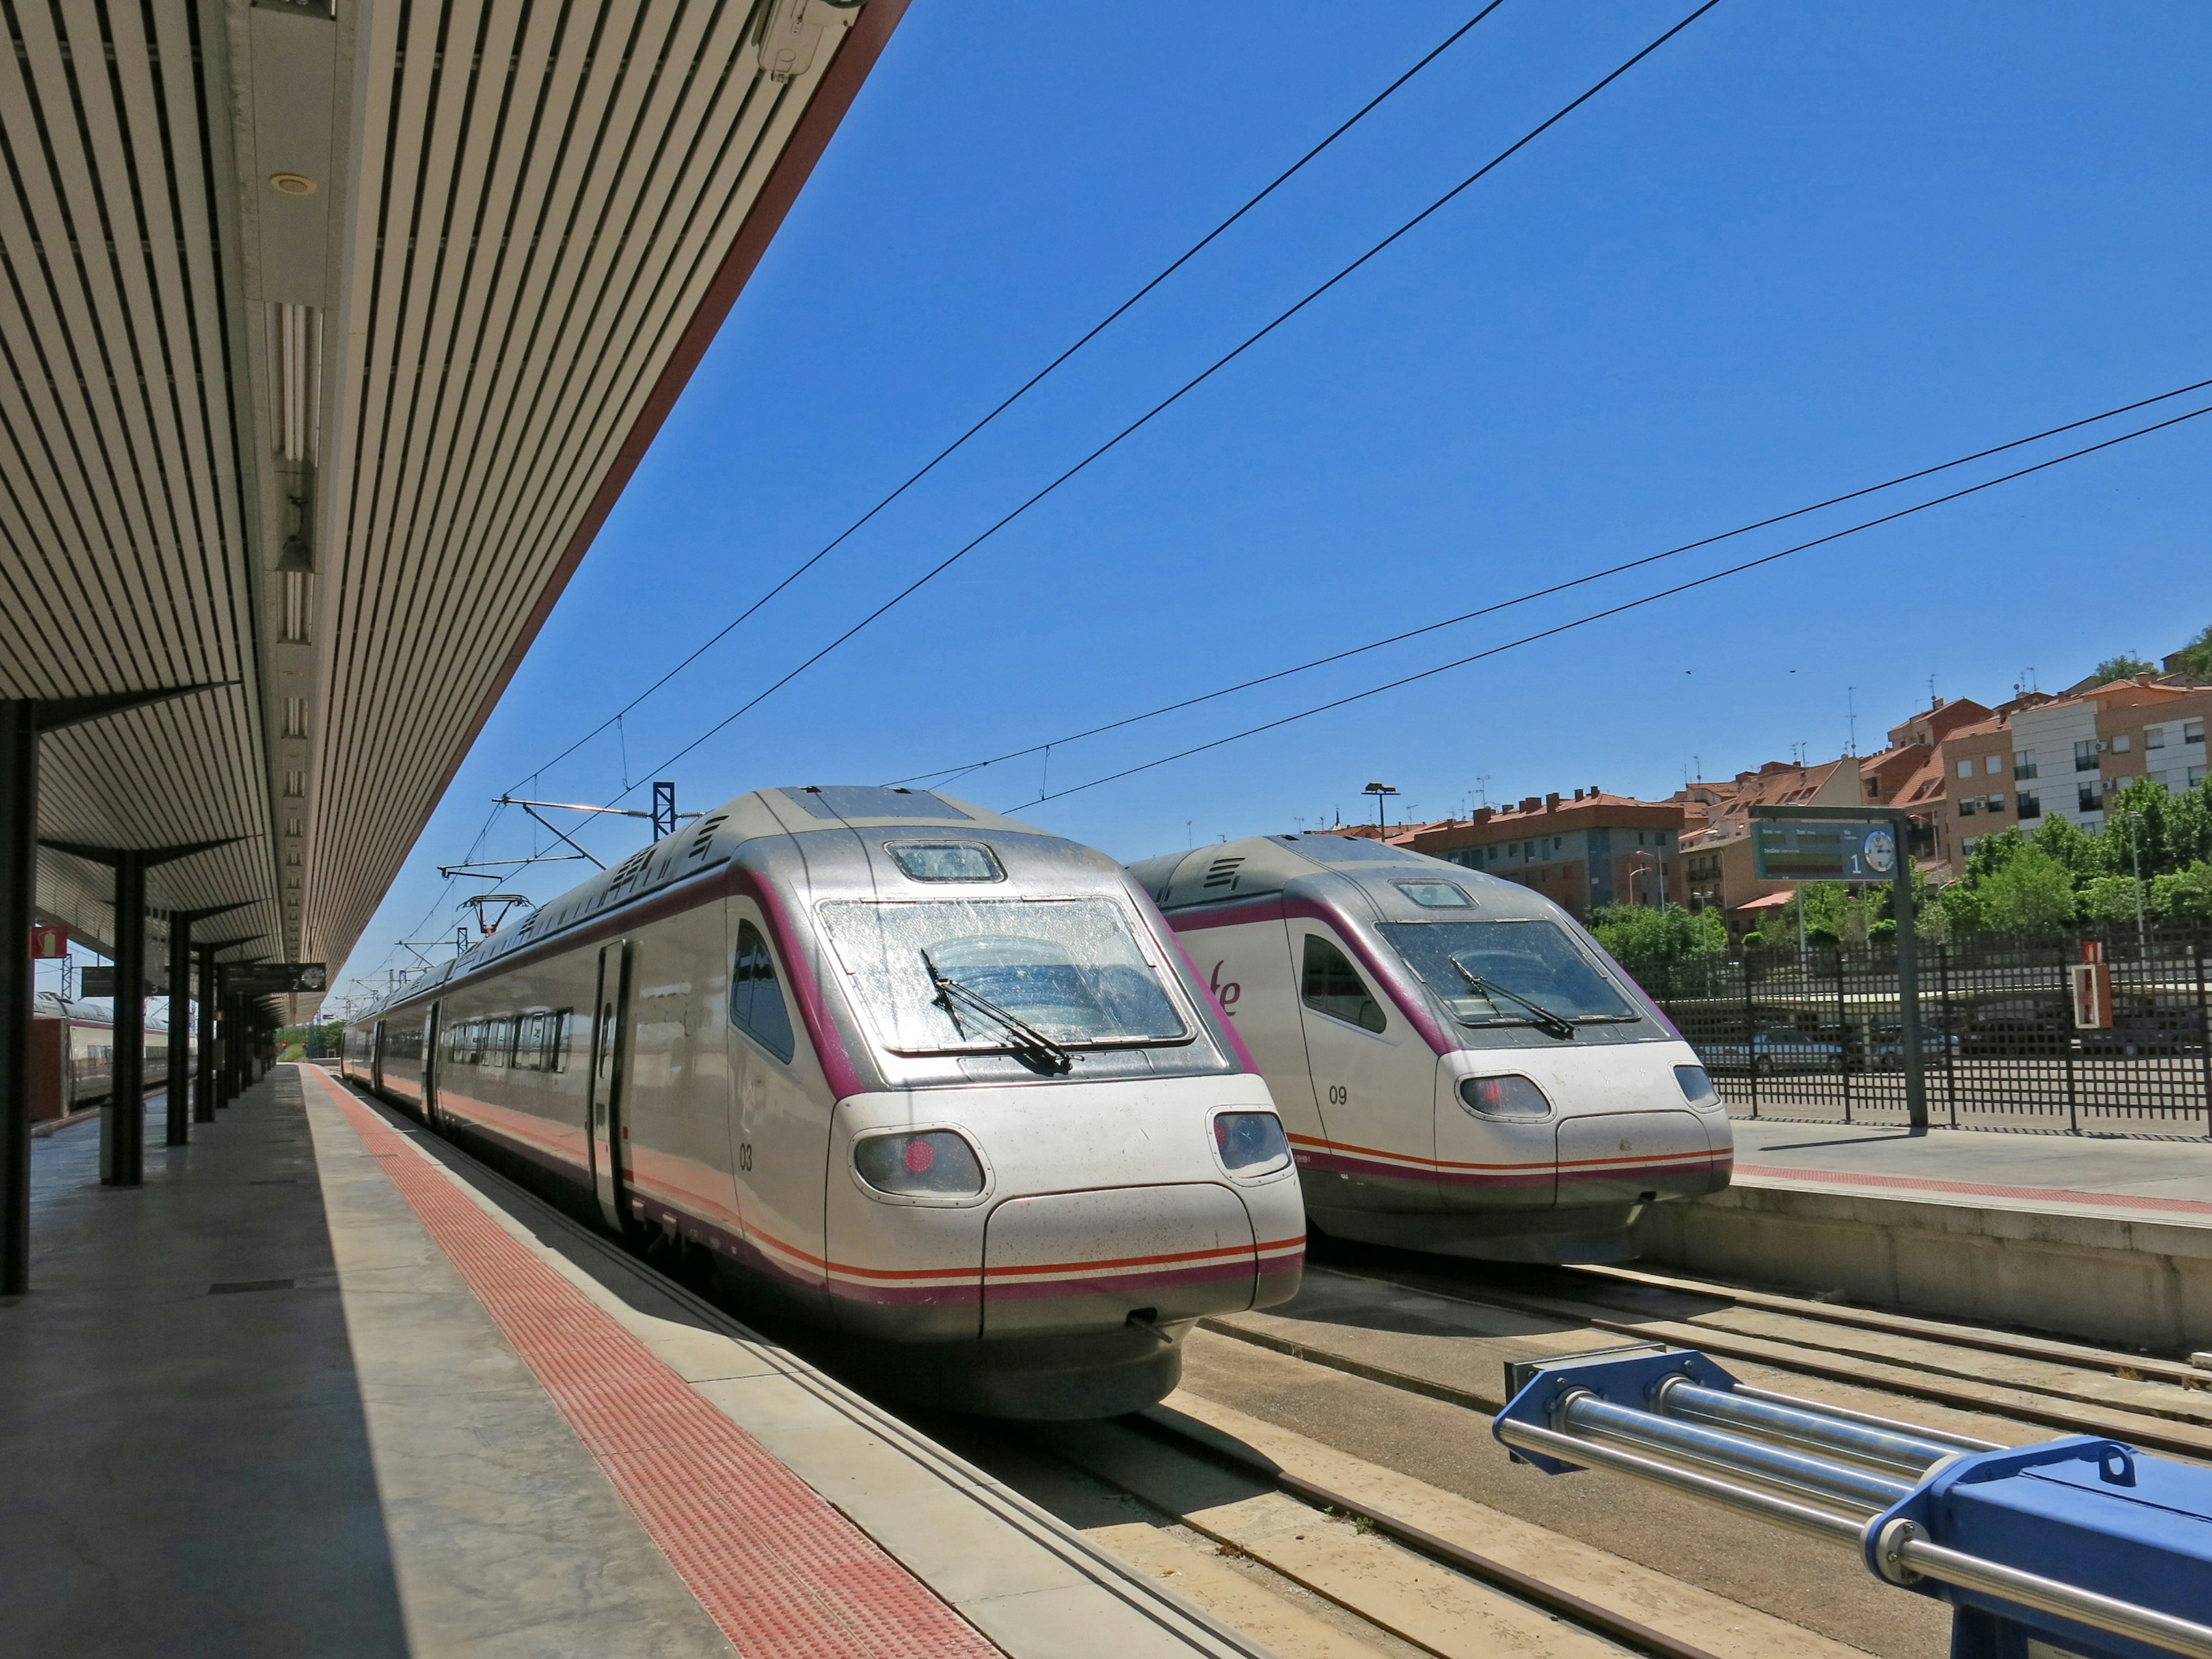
[1632,1181,2212,1353]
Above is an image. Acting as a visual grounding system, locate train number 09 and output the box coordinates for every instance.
[1327,1085,1349,1106]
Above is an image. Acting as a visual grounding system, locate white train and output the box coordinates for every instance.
[30,993,176,1122]
[1127,834,1732,1263]
[343,786,1302,1418]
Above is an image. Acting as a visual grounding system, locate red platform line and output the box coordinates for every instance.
[1737,1160,2212,1219]
[302,1066,998,1659]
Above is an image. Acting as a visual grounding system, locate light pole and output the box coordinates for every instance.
[2123,809,2148,957]
[1362,782,1399,833]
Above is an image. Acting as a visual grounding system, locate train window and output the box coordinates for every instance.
[887,842,1003,883]
[1379,919,1639,1031]
[510,1011,571,1072]
[1394,880,1474,909]
[820,897,1187,1054]
[1301,936,1387,1033]
[729,921,796,1063]
[482,1017,516,1068]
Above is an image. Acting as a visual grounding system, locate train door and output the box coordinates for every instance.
[1291,925,1437,1209]
[421,1004,443,1131]
[371,1020,387,1092]
[587,942,634,1230]
[727,910,824,1297]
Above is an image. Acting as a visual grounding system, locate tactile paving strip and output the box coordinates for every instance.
[304,1066,1001,1659]
[1738,1160,2212,1219]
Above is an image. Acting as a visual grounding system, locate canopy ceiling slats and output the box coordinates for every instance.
[0,0,903,997]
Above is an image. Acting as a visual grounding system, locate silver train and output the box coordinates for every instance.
[1128,834,1732,1263]
[343,786,1302,1418]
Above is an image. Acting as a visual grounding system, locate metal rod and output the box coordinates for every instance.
[1560,1392,1911,1514]
[1496,1417,1863,1544]
[1654,1378,1963,1476]
[1725,1382,2001,1452]
[1889,1530,2212,1659]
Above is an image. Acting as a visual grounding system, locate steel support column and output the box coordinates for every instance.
[44,836,243,1185]
[107,851,147,1183]
[165,903,249,1143]
[1,685,214,1291]
[1,702,37,1296]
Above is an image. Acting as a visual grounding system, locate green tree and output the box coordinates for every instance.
[1586,903,1728,997]
[1961,827,2029,883]
[1976,844,2078,933]
[2078,874,2153,929]
[2030,815,2105,881]
[2152,862,2212,923]
[2093,653,2158,683]
[2168,623,2212,681]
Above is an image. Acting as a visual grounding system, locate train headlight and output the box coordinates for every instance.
[853,1130,986,1199]
[1459,1074,1551,1120]
[1674,1064,1721,1108]
[1213,1111,1291,1176]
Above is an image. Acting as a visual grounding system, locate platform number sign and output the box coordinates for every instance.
[1753,820,1898,882]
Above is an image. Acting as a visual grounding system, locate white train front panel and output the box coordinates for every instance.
[1131,834,1731,1263]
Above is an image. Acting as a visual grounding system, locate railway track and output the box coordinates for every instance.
[1196,1252,2212,1461]
[374,1081,1823,1659]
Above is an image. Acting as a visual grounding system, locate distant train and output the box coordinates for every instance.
[1128,834,1732,1264]
[29,993,177,1122]
[344,786,1303,1419]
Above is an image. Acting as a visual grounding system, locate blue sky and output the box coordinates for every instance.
[333,0,2211,1001]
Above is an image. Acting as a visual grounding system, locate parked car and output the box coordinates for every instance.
[1696,1027,1848,1074]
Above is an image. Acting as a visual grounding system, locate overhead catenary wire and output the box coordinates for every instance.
[509,3,1512,794]
[1005,399,2212,810]
[611,1,1723,800]
[895,374,2212,789]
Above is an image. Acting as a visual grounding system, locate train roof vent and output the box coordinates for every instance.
[790,785,973,822]
[1202,855,1245,891]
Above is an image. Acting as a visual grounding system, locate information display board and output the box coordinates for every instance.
[224,963,328,994]
[1752,819,1899,882]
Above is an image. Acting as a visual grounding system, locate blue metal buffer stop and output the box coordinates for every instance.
[1492,1344,2212,1659]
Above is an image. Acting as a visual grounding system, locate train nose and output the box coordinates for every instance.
[981,1184,1260,1338]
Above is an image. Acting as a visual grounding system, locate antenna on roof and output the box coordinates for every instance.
[1846,685,1858,757]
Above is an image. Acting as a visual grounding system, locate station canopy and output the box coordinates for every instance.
[0,0,903,1011]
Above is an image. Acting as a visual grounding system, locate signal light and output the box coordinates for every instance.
[854,1130,984,1198]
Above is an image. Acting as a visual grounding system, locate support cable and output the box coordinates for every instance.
[612,1,1722,798]
[896,375,2212,788]
[510,3,1513,792]
[1007,400,2212,809]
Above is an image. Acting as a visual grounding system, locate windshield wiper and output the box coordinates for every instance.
[1450,957,1576,1041]
[921,949,1074,1075]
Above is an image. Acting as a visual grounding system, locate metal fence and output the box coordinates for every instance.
[1652,925,2212,1138]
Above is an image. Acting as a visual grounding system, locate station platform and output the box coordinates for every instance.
[1633,1118,2212,1355]
[1729,1116,2212,1227]
[0,1064,1264,1659]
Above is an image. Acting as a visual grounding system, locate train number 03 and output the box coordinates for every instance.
[738,1142,755,1171]
[1327,1085,1349,1106]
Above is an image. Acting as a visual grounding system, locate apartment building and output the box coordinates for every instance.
[1673,757,1865,923]
[1384,789,1685,918]
[1932,679,2211,871]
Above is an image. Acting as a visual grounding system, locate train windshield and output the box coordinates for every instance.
[819,897,1190,1054]
[1377,919,1641,1030]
